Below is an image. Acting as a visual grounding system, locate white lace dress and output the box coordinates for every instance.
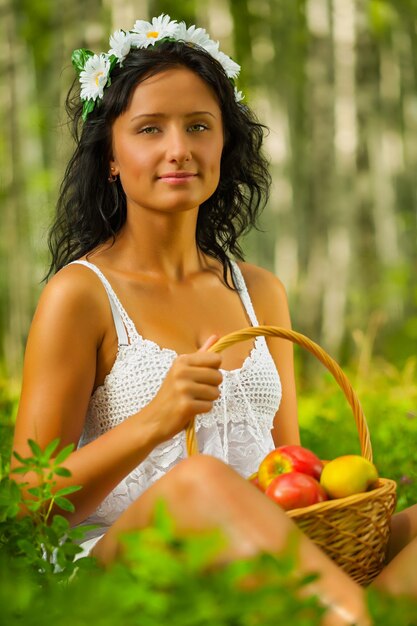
[71,260,282,554]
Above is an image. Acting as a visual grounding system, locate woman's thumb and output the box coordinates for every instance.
[198,334,219,352]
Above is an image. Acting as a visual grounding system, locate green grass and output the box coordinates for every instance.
[299,356,417,511]
[0,357,417,625]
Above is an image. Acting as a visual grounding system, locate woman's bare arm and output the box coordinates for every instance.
[238,263,300,447]
[11,265,223,525]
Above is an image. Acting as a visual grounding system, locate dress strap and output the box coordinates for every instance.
[69,260,131,346]
[230,261,260,326]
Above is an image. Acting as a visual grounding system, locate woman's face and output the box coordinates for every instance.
[110,67,224,217]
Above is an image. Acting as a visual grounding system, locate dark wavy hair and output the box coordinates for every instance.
[46,40,271,287]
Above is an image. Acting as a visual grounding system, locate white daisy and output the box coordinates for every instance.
[109,29,132,63]
[202,39,221,56]
[131,14,178,48]
[234,87,245,102]
[211,49,241,79]
[176,22,213,49]
[79,54,110,101]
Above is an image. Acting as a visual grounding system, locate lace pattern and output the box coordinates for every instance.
[72,260,282,535]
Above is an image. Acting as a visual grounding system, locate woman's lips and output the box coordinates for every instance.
[158,172,197,184]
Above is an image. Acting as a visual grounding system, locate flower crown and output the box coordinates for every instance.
[71,14,243,121]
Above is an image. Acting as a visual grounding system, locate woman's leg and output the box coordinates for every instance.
[92,455,369,625]
[370,503,417,596]
[371,536,417,596]
[386,503,417,561]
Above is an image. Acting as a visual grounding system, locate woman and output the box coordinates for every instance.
[10,15,416,625]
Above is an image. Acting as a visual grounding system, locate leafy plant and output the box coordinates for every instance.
[0,376,18,465]
[0,442,326,625]
[1,367,417,625]
[0,498,326,626]
[0,438,417,624]
[0,439,96,579]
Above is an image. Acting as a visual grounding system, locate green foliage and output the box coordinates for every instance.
[299,356,417,510]
[71,49,95,74]
[0,446,326,626]
[367,588,417,626]
[0,440,96,579]
[0,377,18,478]
[0,507,326,626]
[0,436,417,624]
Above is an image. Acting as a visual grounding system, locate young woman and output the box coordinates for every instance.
[10,14,417,624]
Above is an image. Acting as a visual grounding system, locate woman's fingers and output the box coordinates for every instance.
[186,346,222,369]
[182,366,223,386]
[183,381,222,401]
[144,335,225,442]
[197,334,220,352]
[171,367,222,399]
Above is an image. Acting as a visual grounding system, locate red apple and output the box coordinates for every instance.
[258,445,324,491]
[265,471,328,511]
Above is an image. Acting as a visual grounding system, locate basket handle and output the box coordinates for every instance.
[185,325,372,461]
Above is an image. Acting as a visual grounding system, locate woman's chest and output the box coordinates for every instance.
[118,277,259,366]
[94,264,265,381]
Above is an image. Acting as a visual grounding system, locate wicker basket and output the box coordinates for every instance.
[185,325,397,586]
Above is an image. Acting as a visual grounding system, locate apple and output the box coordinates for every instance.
[320,455,379,499]
[265,471,328,511]
[258,445,324,491]
[247,472,263,491]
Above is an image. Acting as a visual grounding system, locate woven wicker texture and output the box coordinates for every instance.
[185,325,397,586]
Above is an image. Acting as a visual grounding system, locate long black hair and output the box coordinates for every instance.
[47,40,271,287]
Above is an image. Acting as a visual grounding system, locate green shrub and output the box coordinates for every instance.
[0,376,18,469]
[1,361,417,625]
[299,356,417,510]
[0,447,326,626]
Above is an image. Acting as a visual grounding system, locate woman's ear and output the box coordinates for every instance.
[109,159,119,176]
[107,158,119,183]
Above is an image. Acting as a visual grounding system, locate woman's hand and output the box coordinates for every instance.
[142,335,223,445]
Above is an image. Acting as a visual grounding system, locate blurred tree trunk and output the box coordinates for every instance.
[1,1,32,380]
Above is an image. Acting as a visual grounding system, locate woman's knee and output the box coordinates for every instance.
[102,455,247,547]
[169,454,238,494]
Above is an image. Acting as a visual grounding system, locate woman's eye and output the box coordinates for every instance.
[138,123,208,135]
[139,126,159,135]
[189,123,208,132]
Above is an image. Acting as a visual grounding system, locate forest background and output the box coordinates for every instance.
[1,0,416,489]
[0,1,416,623]
[1,0,417,382]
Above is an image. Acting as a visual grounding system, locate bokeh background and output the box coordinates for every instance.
[1,0,417,387]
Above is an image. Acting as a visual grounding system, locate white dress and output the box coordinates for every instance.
[70,260,282,554]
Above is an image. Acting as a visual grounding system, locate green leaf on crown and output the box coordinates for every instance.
[72,49,94,75]
[82,99,96,121]
[108,55,119,72]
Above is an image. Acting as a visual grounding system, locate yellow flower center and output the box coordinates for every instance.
[95,71,104,86]
[147,31,159,38]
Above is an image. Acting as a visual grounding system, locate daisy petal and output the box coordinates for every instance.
[131,13,178,48]
[79,54,110,101]
[109,30,132,63]
[211,49,241,79]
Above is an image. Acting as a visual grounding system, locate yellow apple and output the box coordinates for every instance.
[320,455,379,499]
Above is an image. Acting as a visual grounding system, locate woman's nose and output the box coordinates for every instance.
[166,128,192,163]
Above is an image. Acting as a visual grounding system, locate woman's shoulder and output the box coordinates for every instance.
[235,261,290,325]
[43,261,103,302]
[235,260,287,297]
[36,261,109,335]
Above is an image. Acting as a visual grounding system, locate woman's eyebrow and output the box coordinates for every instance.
[130,111,216,122]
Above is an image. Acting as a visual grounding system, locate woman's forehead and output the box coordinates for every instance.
[125,67,221,117]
